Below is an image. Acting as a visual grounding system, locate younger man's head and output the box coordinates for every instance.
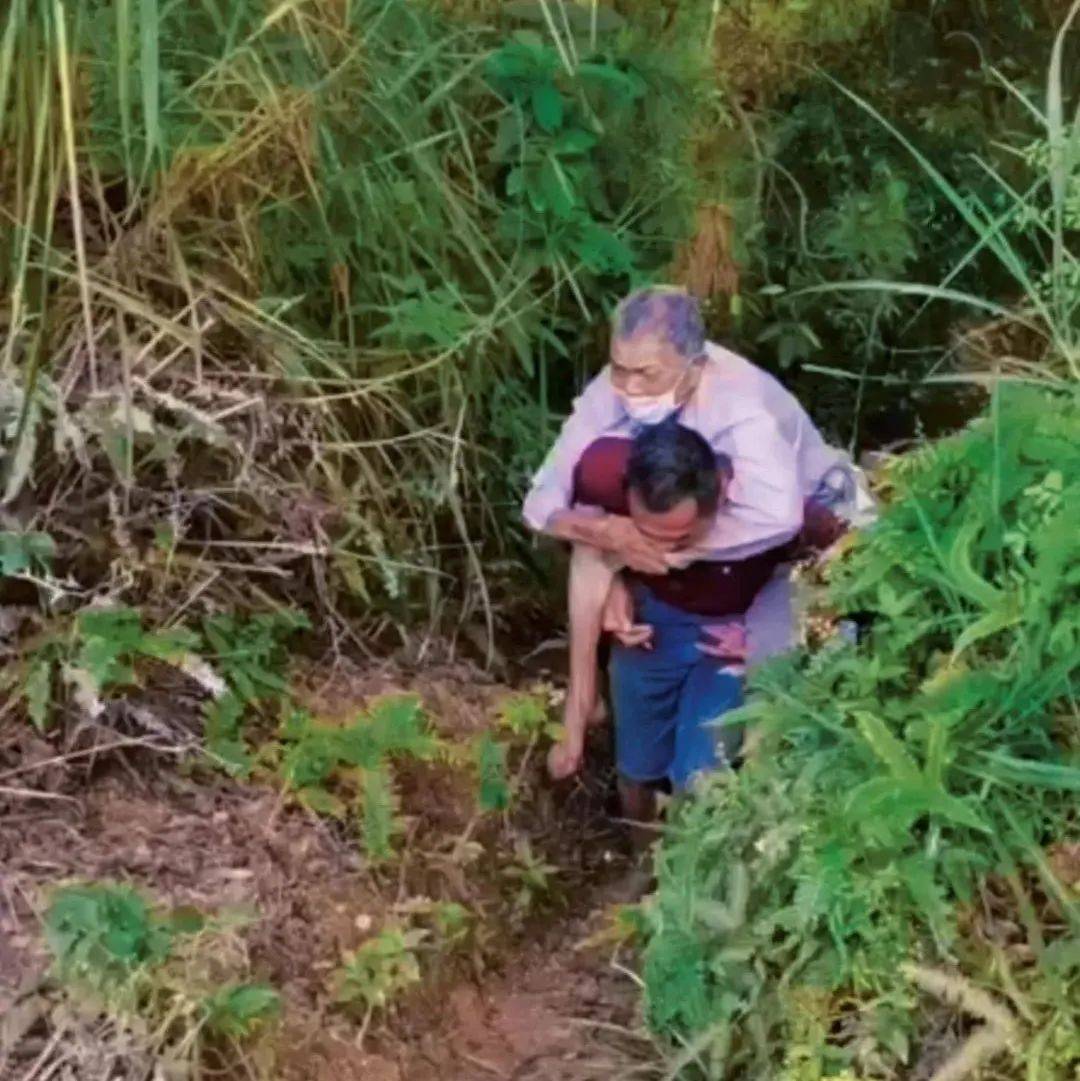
[625,421,728,551]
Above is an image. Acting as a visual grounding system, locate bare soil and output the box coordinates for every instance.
[1,658,661,1080]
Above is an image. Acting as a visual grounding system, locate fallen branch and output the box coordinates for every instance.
[903,963,1019,1081]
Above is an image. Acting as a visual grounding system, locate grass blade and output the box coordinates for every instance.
[53,0,97,390]
[139,0,161,182]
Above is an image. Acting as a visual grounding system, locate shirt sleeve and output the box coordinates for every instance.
[695,412,805,560]
[521,383,610,533]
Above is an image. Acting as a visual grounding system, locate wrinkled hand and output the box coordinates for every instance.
[547,728,585,780]
[601,575,654,649]
[602,515,669,575]
[698,621,748,660]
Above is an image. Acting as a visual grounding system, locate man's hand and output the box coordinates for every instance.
[547,727,585,780]
[600,515,669,575]
[601,575,654,649]
[698,621,748,660]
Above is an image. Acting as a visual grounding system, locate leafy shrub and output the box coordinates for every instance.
[717,0,1076,445]
[202,983,281,1038]
[7,605,216,732]
[277,695,439,861]
[44,883,179,992]
[43,882,280,1068]
[0,0,703,624]
[334,927,425,1013]
[644,384,1080,1077]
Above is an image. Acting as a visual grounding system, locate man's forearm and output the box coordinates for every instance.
[545,508,613,549]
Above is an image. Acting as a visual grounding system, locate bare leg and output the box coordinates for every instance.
[564,543,620,735]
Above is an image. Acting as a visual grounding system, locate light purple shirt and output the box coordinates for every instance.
[522,343,845,561]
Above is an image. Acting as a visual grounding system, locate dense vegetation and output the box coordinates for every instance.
[645,383,1080,1077]
[2,0,1079,1078]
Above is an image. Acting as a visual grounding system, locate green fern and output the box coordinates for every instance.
[75,608,199,691]
[476,732,511,812]
[361,764,400,863]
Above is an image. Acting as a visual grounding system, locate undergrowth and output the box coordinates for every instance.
[644,383,1080,1078]
[43,882,280,1073]
[0,0,703,642]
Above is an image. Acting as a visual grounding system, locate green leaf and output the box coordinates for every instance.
[846,777,989,834]
[204,984,280,1037]
[367,695,438,759]
[25,656,53,732]
[45,884,172,987]
[498,694,548,738]
[977,751,1080,791]
[0,530,56,576]
[570,223,635,275]
[476,732,510,812]
[540,156,577,219]
[206,736,254,779]
[852,711,920,780]
[531,80,564,133]
[281,730,339,789]
[553,127,597,155]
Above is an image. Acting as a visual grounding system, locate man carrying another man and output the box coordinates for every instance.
[522,286,869,824]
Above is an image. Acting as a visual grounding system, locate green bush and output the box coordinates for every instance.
[644,384,1080,1078]
[0,0,704,623]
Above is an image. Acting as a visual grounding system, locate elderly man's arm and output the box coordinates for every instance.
[523,409,670,574]
[671,413,805,566]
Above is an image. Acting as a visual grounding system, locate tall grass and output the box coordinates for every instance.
[0,0,700,644]
[795,0,1080,385]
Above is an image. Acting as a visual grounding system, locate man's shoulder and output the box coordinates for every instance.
[703,342,783,394]
[700,342,808,422]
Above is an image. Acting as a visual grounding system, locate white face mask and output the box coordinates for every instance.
[622,389,681,426]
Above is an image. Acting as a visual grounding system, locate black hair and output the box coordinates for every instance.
[625,419,723,517]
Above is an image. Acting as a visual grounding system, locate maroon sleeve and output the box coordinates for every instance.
[572,437,632,516]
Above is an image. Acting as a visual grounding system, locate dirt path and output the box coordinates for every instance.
[0,660,661,1081]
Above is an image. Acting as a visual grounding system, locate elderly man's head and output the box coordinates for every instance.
[625,420,727,551]
[609,287,706,417]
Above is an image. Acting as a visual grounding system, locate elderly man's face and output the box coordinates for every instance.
[610,332,688,400]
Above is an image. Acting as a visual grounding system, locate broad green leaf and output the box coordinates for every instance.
[0,530,56,576]
[531,80,564,133]
[553,127,597,155]
[540,156,577,218]
[204,984,280,1037]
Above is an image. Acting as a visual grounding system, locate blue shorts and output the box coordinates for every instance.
[609,586,743,792]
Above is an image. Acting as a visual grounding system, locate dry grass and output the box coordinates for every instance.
[0,0,523,650]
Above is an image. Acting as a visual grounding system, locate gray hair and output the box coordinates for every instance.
[612,285,706,360]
